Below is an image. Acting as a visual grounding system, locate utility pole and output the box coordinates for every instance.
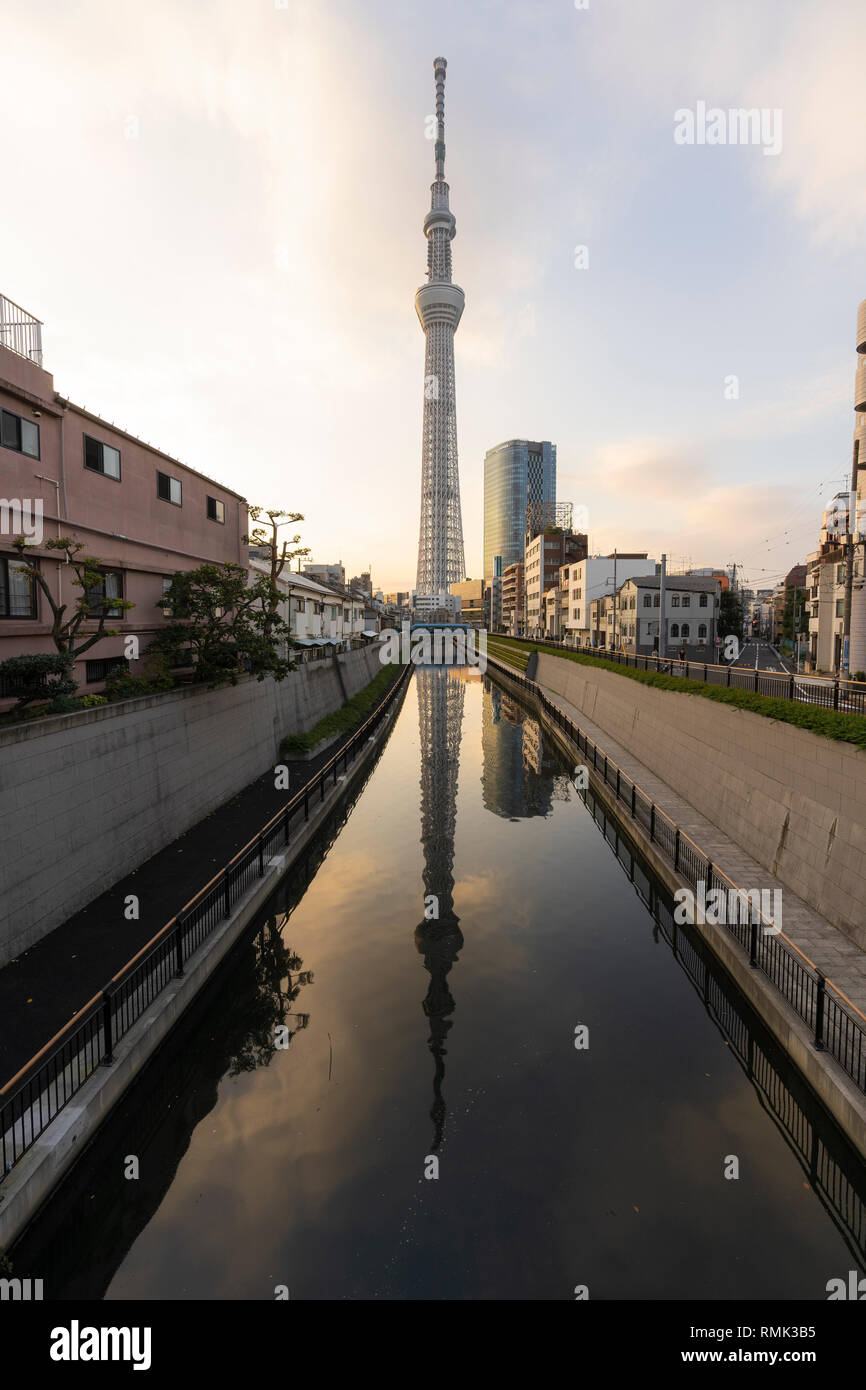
[842,471,858,676]
[658,553,667,662]
[612,549,618,652]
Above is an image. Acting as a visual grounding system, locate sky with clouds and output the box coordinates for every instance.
[1,0,864,591]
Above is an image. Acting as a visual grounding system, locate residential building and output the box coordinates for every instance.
[0,291,246,707]
[451,577,484,625]
[615,574,721,659]
[303,562,345,587]
[562,553,652,647]
[806,497,850,672]
[543,584,566,640]
[524,528,588,637]
[501,559,525,634]
[413,590,461,622]
[483,439,556,584]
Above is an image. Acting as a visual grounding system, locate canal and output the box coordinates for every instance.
[11,665,866,1299]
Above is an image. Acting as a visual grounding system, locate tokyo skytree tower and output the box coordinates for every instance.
[415,57,466,599]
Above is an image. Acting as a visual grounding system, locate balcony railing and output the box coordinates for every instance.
[0,292,43,366]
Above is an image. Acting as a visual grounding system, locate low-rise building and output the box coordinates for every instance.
[0,291,247,707]
[616,574,721,659]
[562,554,652,647]
[543,584,565,639]
[247,561,367,659]
[501,559,525,634]
[303,562,345,587]
[451,577,484,625]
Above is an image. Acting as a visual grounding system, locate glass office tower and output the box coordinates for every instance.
[483,440,556,582]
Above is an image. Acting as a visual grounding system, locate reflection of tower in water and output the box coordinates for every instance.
[414,665,465,1151]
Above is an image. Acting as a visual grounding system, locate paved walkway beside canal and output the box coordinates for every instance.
[0,701,394,1086]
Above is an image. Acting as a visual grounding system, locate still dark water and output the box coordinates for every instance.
[12,667,866,1299]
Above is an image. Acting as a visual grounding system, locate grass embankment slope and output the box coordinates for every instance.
[485,638,866,751]
[279,662,400,757]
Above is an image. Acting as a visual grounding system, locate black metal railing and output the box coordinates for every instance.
[485,653,866,1097]
[490,635,866,717]
[0,662,412,1181]
[582,781,866,1267]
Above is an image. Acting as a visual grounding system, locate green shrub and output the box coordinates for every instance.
[104,652,175,702]
[44,695,84,715]
[79,694,107,708]
[0,652,77,708]
[280,663,399,759]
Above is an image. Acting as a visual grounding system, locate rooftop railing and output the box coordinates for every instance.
[0,292,43,366]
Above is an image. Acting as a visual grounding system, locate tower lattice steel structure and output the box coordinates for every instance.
[415,57,466,600]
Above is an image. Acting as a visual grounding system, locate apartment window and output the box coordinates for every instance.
[84,435,121,479]
[1,408,40,458]
[85,656,127,685]
[671,596,680,607]
[0,555,37,618]
[85,569,124,618]
[681,595,691,608]
[835,598,844,618]
[206,496,225,524]
[698,624,707,639]
[643,594,652,608]
[157,471,182,506]
[653,594,659,606]
[681,623,690,638]
[699,593,708,607]
[671,623,679,637]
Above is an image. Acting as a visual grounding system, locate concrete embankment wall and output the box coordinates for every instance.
[536,653,866,948]
[0,647,382,965]
[0,667,409,1251]
[489,658,866,1164]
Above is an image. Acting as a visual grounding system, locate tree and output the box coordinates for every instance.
[718,589,744,649]
[11,536,134,659]
[244,507,310,641]
[150,562,295,686]
[0,652,76,710]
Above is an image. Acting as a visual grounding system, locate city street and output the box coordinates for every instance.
[732,639,794,674]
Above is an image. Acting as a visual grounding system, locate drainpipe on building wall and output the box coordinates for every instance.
[33,472,63,613]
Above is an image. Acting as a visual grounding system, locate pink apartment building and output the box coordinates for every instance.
[0,293,247,706]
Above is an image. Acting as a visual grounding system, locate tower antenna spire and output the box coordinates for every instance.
[434,55,447,182]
